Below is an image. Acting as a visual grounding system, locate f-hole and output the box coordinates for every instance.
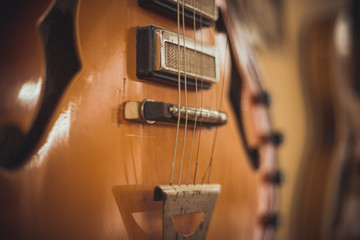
[0,0,80,169]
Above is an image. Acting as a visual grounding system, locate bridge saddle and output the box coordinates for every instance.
[124,99,227,126]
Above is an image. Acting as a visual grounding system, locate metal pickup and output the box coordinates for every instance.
[138,0,218,27]
[154,184,221,240]
[137,25,218,89]
[124,99,227,126]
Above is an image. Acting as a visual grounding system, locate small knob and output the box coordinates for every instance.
[261,212,281,229]
[261,131,284,147]
[265,170,285,186]
[252,91,271,107]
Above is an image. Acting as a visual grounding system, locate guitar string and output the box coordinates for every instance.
[177,0,188,185]
[201,3,229,184]
[193,6,203,185]
[169,0,182,185]
[185,0,198,185]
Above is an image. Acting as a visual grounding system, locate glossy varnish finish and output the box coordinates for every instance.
[0,0,51,132]
[0,0,278,239]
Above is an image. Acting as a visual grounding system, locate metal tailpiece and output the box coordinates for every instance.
[154,184,221,240]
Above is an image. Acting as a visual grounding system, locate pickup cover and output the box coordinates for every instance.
[136,25,218,89]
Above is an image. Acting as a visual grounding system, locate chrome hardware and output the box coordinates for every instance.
[124,99,156,125]
[168,105,227,124]
[154,184,221,240]
[124,99,227,126]
[137,25,218,89]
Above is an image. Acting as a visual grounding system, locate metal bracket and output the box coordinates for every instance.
[154,184,221,240]
[124,99,227,126]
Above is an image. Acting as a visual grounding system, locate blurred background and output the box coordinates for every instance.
[244,0,360,239]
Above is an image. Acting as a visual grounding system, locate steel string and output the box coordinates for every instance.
[185,0,199,185]
[201,2,229,184]
[169,0,182,185]
[177,0,189,185]
[193,6,204,185]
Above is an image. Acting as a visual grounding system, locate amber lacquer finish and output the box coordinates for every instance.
[0,0,51,132]
[0,0,278,239]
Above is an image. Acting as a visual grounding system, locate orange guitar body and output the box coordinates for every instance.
[0,0,278,239]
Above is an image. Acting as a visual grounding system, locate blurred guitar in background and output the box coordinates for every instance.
[249,0,360,239]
